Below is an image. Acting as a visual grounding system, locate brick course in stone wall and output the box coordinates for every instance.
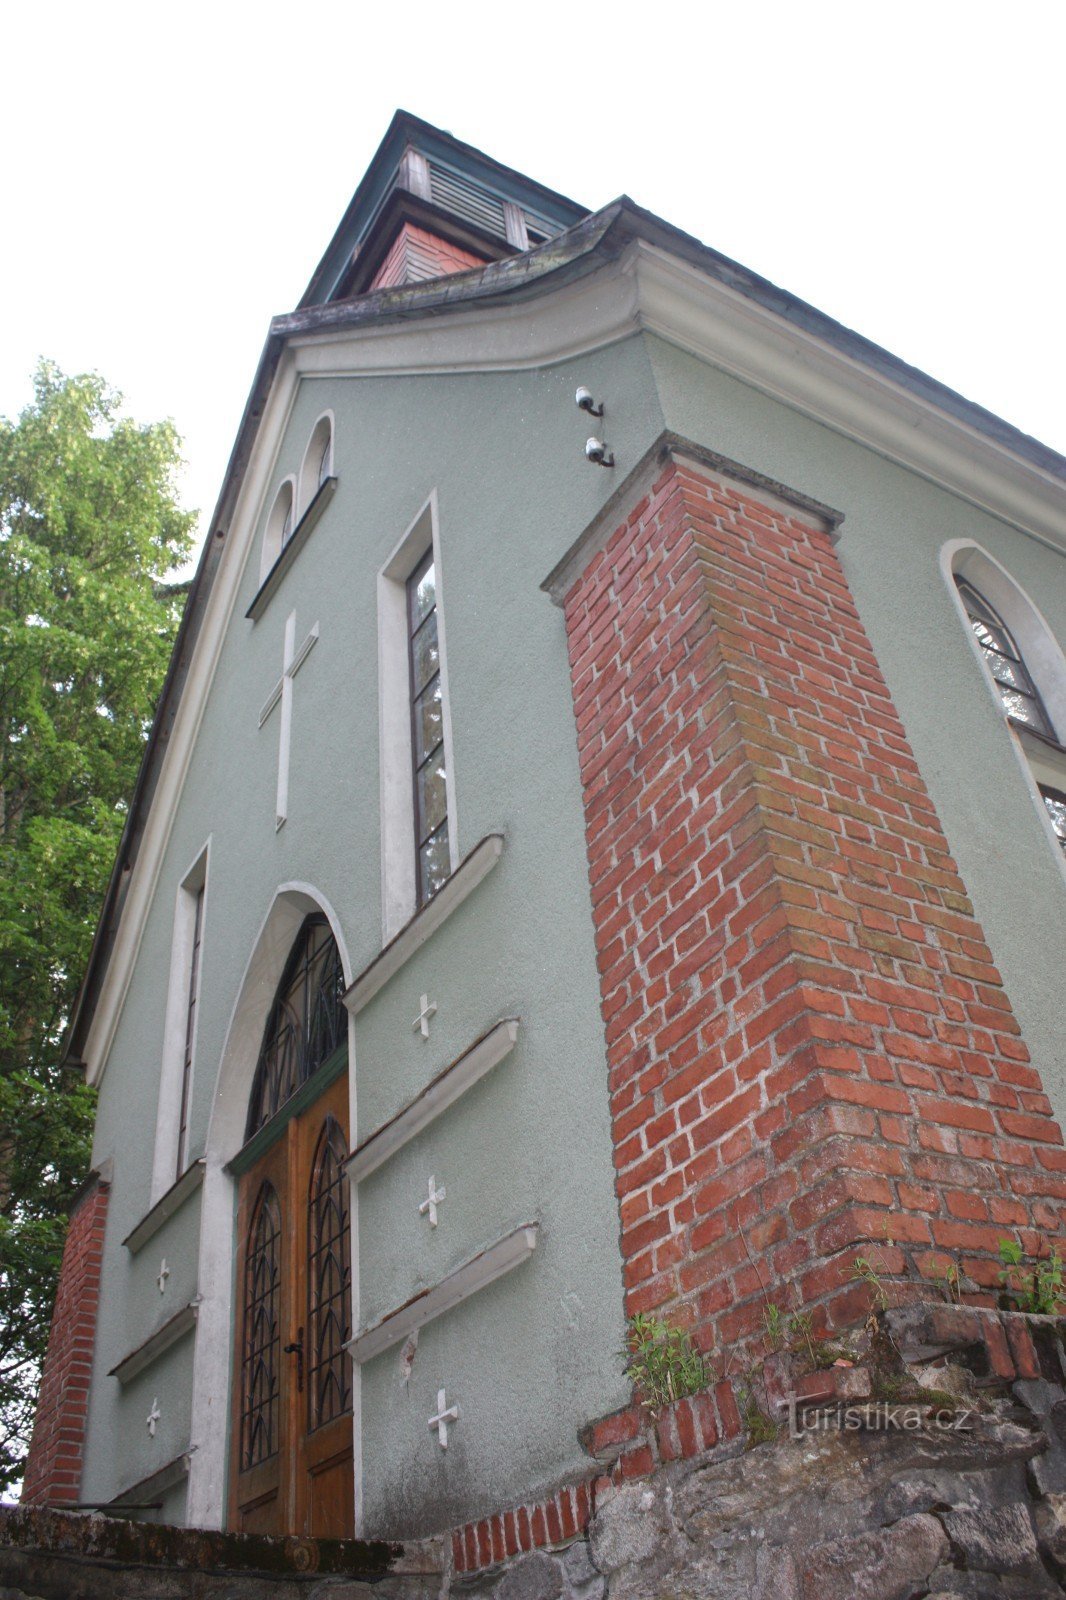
[21,1171,110,1506]
[558,446,1066,1354]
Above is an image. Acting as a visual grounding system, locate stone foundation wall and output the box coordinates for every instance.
[451,1304,1066,1599]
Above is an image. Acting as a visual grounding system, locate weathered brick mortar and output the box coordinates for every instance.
[21,1171,110,1506]
[560,453,1066,1356]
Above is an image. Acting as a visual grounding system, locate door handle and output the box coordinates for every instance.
[284,1328,304,1393]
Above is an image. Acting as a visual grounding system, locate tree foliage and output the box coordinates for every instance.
[0,362,194,1490]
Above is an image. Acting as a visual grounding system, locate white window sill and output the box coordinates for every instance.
[343,832,503,1016]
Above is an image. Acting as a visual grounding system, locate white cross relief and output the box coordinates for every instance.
[147,1398,161,1438]
[412,994,437,1039]
[419,1176,446,1228]
[258,610,320,830]
[157,1259,170,1295]
[428,1387,459,1450]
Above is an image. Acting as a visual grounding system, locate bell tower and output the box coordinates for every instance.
[298,110,588,303]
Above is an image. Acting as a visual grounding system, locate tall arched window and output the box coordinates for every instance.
[240,1182,282,1469]
[955,578,1053,735]
[299,414,334,518]
[307,1117,352,1429]
[950,551,1066,860]
[261,477,296,581]
[245,917,346,1139]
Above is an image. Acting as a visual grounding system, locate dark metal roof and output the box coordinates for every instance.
[63,149,1066,1072]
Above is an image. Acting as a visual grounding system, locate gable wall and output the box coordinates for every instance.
[70,300,1066,1536]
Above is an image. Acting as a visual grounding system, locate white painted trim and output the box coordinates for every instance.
[944,539,1066,738]
[349,1223,538,1364]
[347,1018,519,1185]
[297,410,335,520]
[258,614,320,830]
[108,1300,200,1385]
[345,833,504,1016]
[185,884,355,1532]
[107,1446,195,1509]
[150,841,210,1205]
[629,242,1066,552]
[82,340,305,1089]
[124,1158,206,1254]
[377,489,459,940]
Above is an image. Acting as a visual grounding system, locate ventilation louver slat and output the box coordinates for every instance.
[428,164,507,239]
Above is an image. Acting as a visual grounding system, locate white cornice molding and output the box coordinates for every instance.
[79,243,1066,1081]
[285,264,640,378]
[629,242,1066,550]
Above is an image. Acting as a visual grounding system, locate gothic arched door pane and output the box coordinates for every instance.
[308,1117,352,1428]
[241,1182,282,1471]
[296,1106,354,1535]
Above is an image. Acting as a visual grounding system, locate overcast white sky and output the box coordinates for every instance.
[3,1,1063,561]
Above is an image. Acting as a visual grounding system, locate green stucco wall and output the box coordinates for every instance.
[81,334,665,1532]
[78,314,1066,1537]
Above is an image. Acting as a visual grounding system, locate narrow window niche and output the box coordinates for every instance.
[150,843,210,1203]
[298,412,334,521]
[260,478,297,586]
[378,492,459,940]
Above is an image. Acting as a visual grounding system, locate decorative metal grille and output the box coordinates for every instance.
[246,917,346,1138]
[240,1182,282,1470]
[956,578,1054,736]
[307,1117,352,1429]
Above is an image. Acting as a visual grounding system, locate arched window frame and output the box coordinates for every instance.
[944,540,1066,873]
[260,476,297,584]
[298,412,335,521]
[245,915,346,1140]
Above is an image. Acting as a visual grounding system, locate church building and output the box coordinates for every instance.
[22,114,1066,1555]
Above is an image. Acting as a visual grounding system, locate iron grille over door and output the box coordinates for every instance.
[246,917,346,1138]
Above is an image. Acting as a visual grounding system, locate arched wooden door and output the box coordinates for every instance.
[228,918,353,1537]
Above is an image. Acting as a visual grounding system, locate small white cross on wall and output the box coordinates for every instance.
[412,994,437,1039]
[428,1387,459,1450]
[258,610,320,830]
[419,1176,446,1228]
[157,1259,170,1295]
[147,1398,161,1438]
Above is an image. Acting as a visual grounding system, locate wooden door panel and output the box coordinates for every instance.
[229,1067,353,1538]
[230,1133,291,1534]
[294,1073,353,1538]
[308,1440,355,1539]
